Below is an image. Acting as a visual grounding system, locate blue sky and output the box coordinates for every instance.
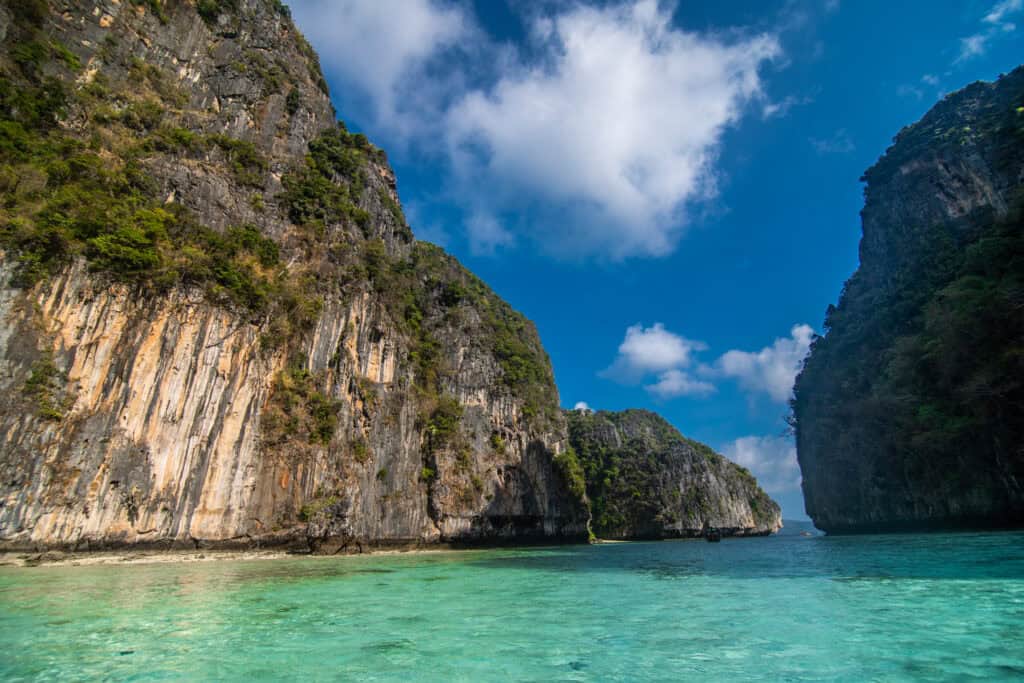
[287,0,1023,520]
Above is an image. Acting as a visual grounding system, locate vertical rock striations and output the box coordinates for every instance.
[793,67,1024,533]
[566,409,782,538]
[0,0,588,551]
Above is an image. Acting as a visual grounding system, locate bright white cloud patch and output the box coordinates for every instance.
[722,436,801,495]
[287,0,470,134]
[446,0,780,258]
[714,324,814,403]
[603,323,705,378]
[601,322,814,401]
[601,323,713,398]
[573,401,592,412]
[290,0,782,260]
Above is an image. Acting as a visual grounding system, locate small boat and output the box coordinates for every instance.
[703,524,722,543]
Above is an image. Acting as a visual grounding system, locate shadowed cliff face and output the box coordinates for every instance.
[793,67,1024,534]
[566,409,782,539]
[0,0,588,551]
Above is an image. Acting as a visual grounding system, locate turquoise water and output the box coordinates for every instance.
[2,532,1024,681]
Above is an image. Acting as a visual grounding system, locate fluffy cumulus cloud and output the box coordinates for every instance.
[447,1,780,257]
[956,0,1021,63]
[605,323,706,376]
[573,401,592,412]
[292,0,782,259]
[601,323,714,397]
[722,436,801,495]
[713,324,814,403]
[601,322,813,401]
[287,0,471,134]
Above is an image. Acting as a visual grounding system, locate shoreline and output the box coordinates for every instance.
[0,532,787,568]
[0,546,458,569]
[0,538,665,568]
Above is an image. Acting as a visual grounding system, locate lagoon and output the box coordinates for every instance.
[2,531,1023,681]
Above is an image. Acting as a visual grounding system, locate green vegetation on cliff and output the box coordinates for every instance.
[279,124,386,238]
[0,3,324,343]
[263,356,344,446]
[1,0,563,469]
[22,352,65,421]
[566,409,780,538]
[0,0,589,549]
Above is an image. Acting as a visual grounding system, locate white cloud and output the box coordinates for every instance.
[290,0,785,261]
[601,323,713,399]
[573,401,592,412]
[713,324,814,403]
[957,33,990,63]
[601,322,814,402]
[722,436,801,494]
[809,128,854,154]
[446,0,781,258]
[602,323,706,379]
[921,73,940,86]
[645,369,716,399]
[287,0,471,134]
[955,0,1021,63]
[984,0,1022,24]
[762,93,814,118]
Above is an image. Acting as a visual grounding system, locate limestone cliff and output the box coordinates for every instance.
[566,409,781,539]
[793,67,1024,533]
[0,0,588,551]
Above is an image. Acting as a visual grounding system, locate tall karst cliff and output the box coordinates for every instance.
[793,67,1024,533]
[0,0,590,551]
[566,409,781,539]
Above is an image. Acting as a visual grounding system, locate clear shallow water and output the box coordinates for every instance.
[1,532,1023,681]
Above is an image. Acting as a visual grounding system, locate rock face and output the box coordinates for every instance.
[565,409,782,539]
[0,0,588,551]
[793,68,1024,534]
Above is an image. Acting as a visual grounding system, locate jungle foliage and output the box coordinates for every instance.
[792,74,1024,499]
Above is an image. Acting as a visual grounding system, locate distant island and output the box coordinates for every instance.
[566,409,781,539]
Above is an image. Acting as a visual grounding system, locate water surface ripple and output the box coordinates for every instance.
[2,531,1023,681]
